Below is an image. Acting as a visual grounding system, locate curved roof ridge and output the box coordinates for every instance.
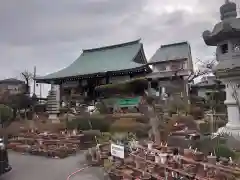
[161,41,189,48]
[82,39,141,53]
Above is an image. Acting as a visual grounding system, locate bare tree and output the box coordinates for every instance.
[187,58,217,83]
[21,70,33,95]
[139,95,162,144]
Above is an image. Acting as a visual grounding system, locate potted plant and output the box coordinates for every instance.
[193,149,204,161]
[184,147,194,159]
[141,172,151,180]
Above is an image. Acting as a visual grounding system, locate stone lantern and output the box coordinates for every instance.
[203,0,240,140]
[47,83,60,123]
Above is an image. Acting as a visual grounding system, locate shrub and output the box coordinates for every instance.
[34,104,46,113]
[189,106,204,119]
[110,118,149,133]
[215,144,236,159]
[199,122,211,134]
[193,136,217,154]
[0,104,13,127]
[95,102,109,114]
[59,107,69,114]
[66,116,112,132]
[135,116,149,123]
[170,115,198,131]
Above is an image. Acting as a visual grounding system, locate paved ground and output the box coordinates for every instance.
[0,151,104,180]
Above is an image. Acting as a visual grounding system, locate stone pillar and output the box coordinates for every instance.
[55,84,60,104]
[217,78,240,138]
[47,83,60,123]
[225,80,240,128]
[161,86,166,101]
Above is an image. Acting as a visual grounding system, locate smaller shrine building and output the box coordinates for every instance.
[147,41,193,99]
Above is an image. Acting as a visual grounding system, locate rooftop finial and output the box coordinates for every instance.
[220,0,237,20]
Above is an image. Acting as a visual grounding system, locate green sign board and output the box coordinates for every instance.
[116,97,141,107]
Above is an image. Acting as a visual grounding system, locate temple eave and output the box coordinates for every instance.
[35,65,151,84]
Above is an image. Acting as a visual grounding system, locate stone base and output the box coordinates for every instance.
[214,125,240,140]
[214,126,240,150]
[48,114,60,124]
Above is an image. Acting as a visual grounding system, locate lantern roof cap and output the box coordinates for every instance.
[203,1,240,46]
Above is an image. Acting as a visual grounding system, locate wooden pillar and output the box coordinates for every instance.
[106,73,110,84]
[129,73,133,79]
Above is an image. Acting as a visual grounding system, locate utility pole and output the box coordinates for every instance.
[40,84,42,99]
[33,66,36,95]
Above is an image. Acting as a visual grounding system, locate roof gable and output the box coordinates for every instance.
[149,41,191,63]
[36,39,148,81]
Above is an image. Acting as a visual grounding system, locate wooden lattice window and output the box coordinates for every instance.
[233,42,240,53]
[220,44,228,54]
[170,62,183,70]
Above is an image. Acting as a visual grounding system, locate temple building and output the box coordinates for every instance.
[147,42,193,99]
[0,78,26,96]
[190,76,225,99]
[203,0,240,139]
[35,39,151,116]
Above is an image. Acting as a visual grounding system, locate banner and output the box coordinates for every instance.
[116,97,140,107]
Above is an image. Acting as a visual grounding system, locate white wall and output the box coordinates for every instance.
[197,89,207,98]
[152,60,188,73]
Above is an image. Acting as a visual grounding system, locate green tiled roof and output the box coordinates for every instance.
[36,39,148,81]
[149,41,192,63]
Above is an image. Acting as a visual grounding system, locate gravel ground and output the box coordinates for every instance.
[0,151,105,180]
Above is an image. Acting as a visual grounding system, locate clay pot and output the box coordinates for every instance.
[172,123,185,131]
[193,152,204,161]
[159,153,168,164]
[161,146,168,153]
[147,142,153,150]
[184,149,193,159]
[141,174,151,180]
[220,158,229,166]
[207,155,217,164]
[155,155,161,164]
[147,155,155,161]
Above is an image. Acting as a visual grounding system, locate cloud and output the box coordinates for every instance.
[0,0,227,96]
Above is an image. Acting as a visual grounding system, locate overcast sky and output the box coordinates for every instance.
[0,0,237,97]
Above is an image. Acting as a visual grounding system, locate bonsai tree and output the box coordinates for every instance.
[96,78,162,144]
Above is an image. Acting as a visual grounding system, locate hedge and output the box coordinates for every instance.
[110,118,150,138]
[66,117,112,132]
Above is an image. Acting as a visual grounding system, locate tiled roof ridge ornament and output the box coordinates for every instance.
[220,0,237,20]
[83,39,141,53]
